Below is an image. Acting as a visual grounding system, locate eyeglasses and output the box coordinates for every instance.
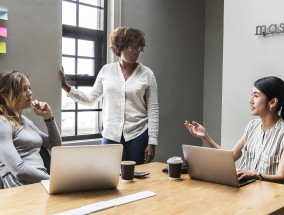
[127,46,144,53]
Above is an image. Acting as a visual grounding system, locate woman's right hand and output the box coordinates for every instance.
[184,120,208,140]
[59,67,71,93]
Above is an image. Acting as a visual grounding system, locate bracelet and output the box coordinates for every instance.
[44,116,54,122]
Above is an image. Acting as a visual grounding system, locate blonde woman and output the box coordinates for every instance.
[0,70,61,188]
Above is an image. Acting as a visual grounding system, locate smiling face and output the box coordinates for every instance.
[17,76,33,111]
[249,87,270,116]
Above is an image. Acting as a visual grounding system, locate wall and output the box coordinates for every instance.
[118,0,206,162]
[222,0,284,149]
[203,0,223,145]
[0,0,62,132]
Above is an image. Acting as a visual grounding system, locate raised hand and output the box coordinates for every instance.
[184,120,207,139]
[59,67,71,93]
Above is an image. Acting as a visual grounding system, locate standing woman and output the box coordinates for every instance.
[185,76,284,183]
[60,27,159,164]
[0,70,62,188]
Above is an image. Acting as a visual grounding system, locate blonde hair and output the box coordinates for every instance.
[0,70,27,128]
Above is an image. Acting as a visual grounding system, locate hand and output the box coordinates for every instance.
[236,169,258,181]
[59,67,71,93]
[184,120,208,139]
[144,144,155,163]
[32,100,52,120]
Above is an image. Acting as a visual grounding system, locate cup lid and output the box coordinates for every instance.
[121,160,136,165]
[167,157,183,164]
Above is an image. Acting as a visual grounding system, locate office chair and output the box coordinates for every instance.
[40,147,51,174]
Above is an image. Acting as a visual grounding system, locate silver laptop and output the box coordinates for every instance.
[41,144,123,194]
[182,145,255,187]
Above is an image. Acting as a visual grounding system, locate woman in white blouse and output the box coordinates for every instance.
[185,76,284,183]
[60,27,159,165]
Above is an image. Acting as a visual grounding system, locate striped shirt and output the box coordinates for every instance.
[67,62,159,145]
[238,118,284,175]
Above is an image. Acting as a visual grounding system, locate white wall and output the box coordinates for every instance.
[222,0,284,149]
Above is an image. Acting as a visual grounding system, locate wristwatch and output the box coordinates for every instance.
[44,116,54,122]
[258,172,263,180]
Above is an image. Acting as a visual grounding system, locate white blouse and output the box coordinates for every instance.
[67,62,159,145]
[238,118,284,175]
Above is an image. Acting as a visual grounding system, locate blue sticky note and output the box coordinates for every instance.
[0,8,8,20]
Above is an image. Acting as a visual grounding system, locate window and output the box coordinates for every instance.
[61,0,107,141]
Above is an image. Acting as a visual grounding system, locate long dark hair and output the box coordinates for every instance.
[254,76,284,119]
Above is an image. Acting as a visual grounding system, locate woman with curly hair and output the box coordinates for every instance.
[0,70,62,188]
[60,27,159,165]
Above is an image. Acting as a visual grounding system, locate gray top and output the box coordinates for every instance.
[0,115,62,183]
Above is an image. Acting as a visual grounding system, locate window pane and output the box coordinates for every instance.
[77,87,100,109]
[79,0,101,6]
[61,112,75,136]
[62,57,75,75]
[77,58,94,75]
[79,5,103,30]
[78,112,100,134]
[62,1,76,26]
[62,89,75,110]
[62,37,75,55]
[78,39,94,57]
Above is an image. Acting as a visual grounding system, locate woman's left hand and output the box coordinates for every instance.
[144,144,155,163]
[236,169,258,181]
[32,100,52,120]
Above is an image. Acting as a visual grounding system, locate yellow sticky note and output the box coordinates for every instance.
[0,41,7,53]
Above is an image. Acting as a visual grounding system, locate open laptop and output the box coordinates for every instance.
[41,144,123,194]
[182,145,256,187]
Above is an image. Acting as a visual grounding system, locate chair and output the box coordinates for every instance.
[40,147,51,174]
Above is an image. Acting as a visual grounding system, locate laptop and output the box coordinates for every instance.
[41,144,123,194]
[182,145,256,187]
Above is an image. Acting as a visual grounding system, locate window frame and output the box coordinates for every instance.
[61,0,107,141]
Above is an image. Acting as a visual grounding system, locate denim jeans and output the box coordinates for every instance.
[102,129,148,165]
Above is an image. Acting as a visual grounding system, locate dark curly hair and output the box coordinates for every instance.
[109,27,145,57]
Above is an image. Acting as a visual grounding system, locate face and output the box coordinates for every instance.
[17,76,32,111]
[120,45,143,64]
[249,87,269,116]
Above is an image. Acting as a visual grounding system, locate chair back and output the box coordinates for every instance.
[40,147,51,174]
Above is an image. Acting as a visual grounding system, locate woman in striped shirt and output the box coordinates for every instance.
[185,76,284,183]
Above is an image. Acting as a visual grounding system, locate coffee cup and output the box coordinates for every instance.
[121,161,136,182]
[167,157,183,180]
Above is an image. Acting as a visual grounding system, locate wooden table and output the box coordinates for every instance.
[0,162,284,214]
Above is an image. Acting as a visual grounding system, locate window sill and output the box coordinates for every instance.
[62,138,102,146]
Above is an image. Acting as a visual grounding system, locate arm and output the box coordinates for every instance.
[33,120,62,150]
[184,120,221,149]
[59,67,103,106]
[31,100,61,150]
[0,120,49,183]
[185,120,245,161]
[237,149,284,183]
[144,73,159,163]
